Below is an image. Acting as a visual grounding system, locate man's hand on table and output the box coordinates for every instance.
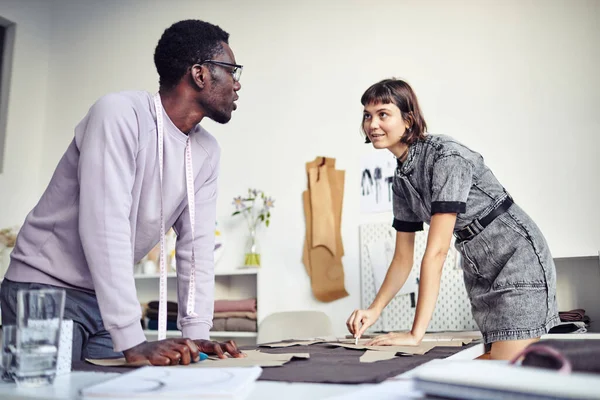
[123,338,200,366]
[193,339,246,359]
[123,338,246,366]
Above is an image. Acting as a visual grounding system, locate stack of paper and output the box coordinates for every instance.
[80,366,262,399]
[414,360,600,400]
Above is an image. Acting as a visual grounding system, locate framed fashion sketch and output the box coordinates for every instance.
[360,151,396,213]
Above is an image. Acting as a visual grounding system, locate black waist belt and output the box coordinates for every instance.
[454,196,514,241]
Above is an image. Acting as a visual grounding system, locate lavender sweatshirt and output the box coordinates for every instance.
[6,91,219,352]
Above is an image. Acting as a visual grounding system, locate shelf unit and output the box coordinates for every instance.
[133,267,259,279]
[134,267,260,345]
[142,330,257,338]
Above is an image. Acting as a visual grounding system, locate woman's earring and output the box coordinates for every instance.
[364,136,371,144]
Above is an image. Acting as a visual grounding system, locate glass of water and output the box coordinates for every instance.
[14,289,66,387]
[1,325,17,382]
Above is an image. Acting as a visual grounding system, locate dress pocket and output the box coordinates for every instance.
[488,215,547,290]
[459,215,546,289]
[457,241,481,277]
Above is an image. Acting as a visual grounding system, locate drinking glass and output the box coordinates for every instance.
[1,325,17,382]
[13,289,66,387]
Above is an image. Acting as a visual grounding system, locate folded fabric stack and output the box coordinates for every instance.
[559,308,591,324]
[211,298,257,332]
[142,299,257,333]
[145,300,179,331]
[549,308,592,334]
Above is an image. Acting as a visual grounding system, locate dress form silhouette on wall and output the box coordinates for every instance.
[361,169,373,196]
[373,167,382,203]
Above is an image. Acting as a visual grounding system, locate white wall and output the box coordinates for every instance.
[2,0,599,336]
[0,0,51,227]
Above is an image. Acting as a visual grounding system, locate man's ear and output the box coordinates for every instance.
[190,64,207,89]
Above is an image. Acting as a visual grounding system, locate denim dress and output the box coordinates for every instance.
[392,134,560,344]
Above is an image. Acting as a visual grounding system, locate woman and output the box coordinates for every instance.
[347,79,559,360]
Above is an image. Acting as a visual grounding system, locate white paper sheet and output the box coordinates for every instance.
[80,366,262,399]
[325,379,424,399]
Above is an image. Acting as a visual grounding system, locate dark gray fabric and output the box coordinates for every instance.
[1,279,123,361]
[252,343,475,384]
[73,343,476,384]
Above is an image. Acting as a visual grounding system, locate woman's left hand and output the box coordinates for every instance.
[366,331,421,346]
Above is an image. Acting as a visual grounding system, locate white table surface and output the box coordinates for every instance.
[0,344,485,400]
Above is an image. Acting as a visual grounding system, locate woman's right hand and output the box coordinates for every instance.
[346,308,381,339]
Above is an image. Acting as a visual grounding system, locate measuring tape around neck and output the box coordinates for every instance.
[153,93,198,341]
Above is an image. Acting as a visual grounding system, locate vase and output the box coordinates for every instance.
[243,228,261,267]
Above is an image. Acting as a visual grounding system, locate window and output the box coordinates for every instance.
[0,16,15,173]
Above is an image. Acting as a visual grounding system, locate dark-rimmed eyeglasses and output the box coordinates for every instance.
[201,60,243,82]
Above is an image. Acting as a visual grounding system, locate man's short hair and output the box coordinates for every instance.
[154,19,230,89]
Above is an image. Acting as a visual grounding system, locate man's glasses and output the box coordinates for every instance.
[201,60,243,82]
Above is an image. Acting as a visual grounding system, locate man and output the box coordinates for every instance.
[0,19,243,366]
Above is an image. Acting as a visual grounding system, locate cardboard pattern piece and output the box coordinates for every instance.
[259,336,339,348]
[260,340,327,348]
[345,331,482,342]
[302,157,348,302]
[86,350,309,369]
[325,339,472,355]
[360,350,405,363]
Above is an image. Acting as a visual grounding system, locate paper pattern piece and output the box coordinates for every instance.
[86,358,151,367]
[302,157,348,302]
[259,336,338,348]
[360,350,404,363]
[80,366,262,399]
[197,350,309,368]
[419,331,482,342]
[325,339,470,355]
[260,340,327,348]
[87,350,309,369]
[345,332,481,342]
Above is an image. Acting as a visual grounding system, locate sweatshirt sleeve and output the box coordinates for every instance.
[173,144,220,340]
[76,94,146,352]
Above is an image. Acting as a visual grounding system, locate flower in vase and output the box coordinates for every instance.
[231,189,275,266]
[264,197,275,210]
[232,196,245,211]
